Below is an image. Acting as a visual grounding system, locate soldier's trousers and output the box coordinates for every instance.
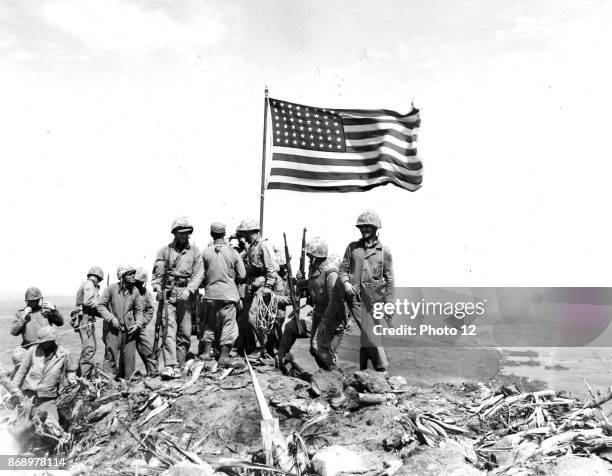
[135,328,157,374]
[23,391,60,425]
[348,297,389,371]
[161,296,192,367]
[311,315,346,370]
[102,324,136,379]
[77,315,96,378]
[236,297,256,352]
[265,315,285,356]
[278,314,318,360]
[201,299,238,347]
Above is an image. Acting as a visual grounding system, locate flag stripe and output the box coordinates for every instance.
[271,152,423,171]
[271,158,423,175]
[342,116,420,128]
[270,167,423,183]
[344,128,416,143]
[335,108,419,119]
[346,141,417,156]
[272,146,421,164]
[267,175,422,192]
[346,135,414,148]
[344,122,416,134]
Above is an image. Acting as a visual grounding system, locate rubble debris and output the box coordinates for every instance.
[352,369,392,394]
[5,353,612,476]
[396,446,484,476]
[311,445,368,476]
[161,460,215,476]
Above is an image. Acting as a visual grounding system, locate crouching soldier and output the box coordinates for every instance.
[278,238,346,370]
[11,287,64,348]
[96,265,145,379]
[73,266,104,378]
[134,268,157,375]
[340,210,394,372]
[12,327,76,426]
[200,222,246,367]
[152,217,203,379]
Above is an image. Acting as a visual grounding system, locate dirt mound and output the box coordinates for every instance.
[7,358,608,475]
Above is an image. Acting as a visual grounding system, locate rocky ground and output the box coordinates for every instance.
[0,352,596,476]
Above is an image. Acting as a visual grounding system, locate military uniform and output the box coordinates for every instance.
[96,271,146,379]
[339,231,394,371]
[11,288,64,348]
[266,273,292,357]
[278,253,346,369]
[201,227,246,351]
[152,241,204,367]
[135,287,157,374]
[12,327,76,424]
[310,256,347,369]
[244,236,281,353]
[74,273,101,377]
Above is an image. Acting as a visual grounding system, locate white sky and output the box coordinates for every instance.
[1,0,611,299]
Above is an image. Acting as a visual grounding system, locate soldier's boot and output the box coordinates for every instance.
[218,345,246,370]
[199,342,214,361]
[217,345,232,368]
[161,365,182,380]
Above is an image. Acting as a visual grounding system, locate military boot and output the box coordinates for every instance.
[217,345,232,368]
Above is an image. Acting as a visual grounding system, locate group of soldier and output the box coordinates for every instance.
[6,210,394,426]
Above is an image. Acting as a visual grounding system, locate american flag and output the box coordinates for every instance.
[266,98,422,193]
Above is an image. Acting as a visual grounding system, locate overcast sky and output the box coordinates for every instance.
[1,0,611,299]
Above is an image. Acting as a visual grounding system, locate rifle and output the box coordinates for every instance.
[153,248,172,363]
[299,227,307,281]
[283,232,304,336]
[192,241,200,339]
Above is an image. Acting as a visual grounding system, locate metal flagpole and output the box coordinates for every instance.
[259,87,269,235]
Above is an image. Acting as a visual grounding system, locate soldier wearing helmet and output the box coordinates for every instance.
[11,287,64,348]
[96,264,146,379]
[199,222,247,367]
[132,268,157,375]
[238,218,281,359]
[152,217,204,379]
[261,246,293,359]
[277,238,347,371]
[72,266,104,378]
[12,326,76,426]
[339,210,395,372]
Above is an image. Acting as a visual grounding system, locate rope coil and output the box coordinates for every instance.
[255,292,278,335]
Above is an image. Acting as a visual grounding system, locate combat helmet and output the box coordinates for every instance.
[238,218,260,232]
[305,237,328,258]
[171,217,194,234]
[117,264,136,280]
[87,266,104,280]
[355,210,381,229]
[135,268,148,283]
[25,287,43,301]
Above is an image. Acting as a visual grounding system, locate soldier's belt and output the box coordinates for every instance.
[171,277,190,287]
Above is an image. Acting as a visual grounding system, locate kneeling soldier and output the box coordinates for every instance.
[12,327,76,426]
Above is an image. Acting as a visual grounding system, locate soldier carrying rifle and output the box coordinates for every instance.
[72,266,104,378]
[152,217,203,379]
